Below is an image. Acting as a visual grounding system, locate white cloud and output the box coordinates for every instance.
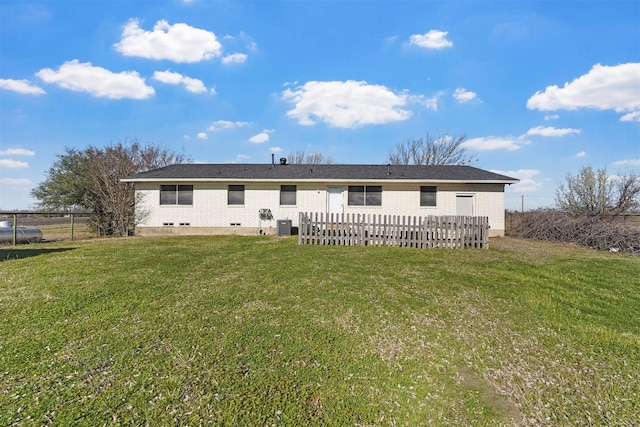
[526,126,581,137]
[207,120,251,131]
[0,159,29,168]
[576,151,587,158]
[235,154,251,161]
[613,158,640,166]
[620,111,640,122]
[0,78,45,95]
[269,146,282,153]
[0,148,35,156]
[282,80,412,128]
[408,93,442,111]
[0,177,32,186]
[114,19,222,63]
[491,169,542,193]
[461,136,528,151]
[153,70,210,93]
[453,88,477,103]
[544,114,559,121]
[197,132,208,139]
[249,132,270,144]
[527,63,640,121]
[409,30,453,49]
[222,53,248,65]
[36,60,154,99]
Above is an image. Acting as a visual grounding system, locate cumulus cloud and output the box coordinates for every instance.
[249,130,273,144]
[114,19,222,63]
[36,60,154,99]
[527,63,640,121]
[0,159,29,168]
[461,136,528,151]
[222,53,248,65]
[613,158,640,166]
[282,80,412,128]
[576,151,587,158]
[526,126,581,137]
[620,111,640,122]
[409,30,453,49]
[0,78,45,95]
[207,120,251,131]
[0,177,32,186]
[491,169,542,193]
[544,114,559,121]
[0,148,35,156]
[269,146,282,153]
[453,88,477,103]
[153,70,211,93]
[197,132,208,139]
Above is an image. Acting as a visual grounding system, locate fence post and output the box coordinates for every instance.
[12,213,17,246]
[70,213,75,241]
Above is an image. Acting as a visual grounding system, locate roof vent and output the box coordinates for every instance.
[280,157,287,165]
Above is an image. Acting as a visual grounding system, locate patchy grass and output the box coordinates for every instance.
[0,236,638,426]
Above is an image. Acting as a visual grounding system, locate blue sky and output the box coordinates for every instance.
[1,0,639,211]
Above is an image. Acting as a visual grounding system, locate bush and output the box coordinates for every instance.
[507,210,640,255]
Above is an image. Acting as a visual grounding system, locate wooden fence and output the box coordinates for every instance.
[298,212,489,249]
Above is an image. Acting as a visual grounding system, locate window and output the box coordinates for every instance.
[420,186,437,207]
[160,185,193,205]
[228,185,245,205]
[348,185,382,206]
[280,185,297,206]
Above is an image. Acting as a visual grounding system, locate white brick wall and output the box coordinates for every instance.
[135,181,507,235]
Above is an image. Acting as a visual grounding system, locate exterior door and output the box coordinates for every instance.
[327,186,343,216]
[456,194,474,216]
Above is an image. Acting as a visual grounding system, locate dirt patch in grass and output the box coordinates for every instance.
[457,364,522,425]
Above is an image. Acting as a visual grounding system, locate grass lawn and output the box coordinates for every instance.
[1,236,638,426]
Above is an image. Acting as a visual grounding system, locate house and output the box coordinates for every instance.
[121,159,519,237]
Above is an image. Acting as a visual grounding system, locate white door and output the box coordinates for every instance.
[456,195,474,216]
[327,186,343,216]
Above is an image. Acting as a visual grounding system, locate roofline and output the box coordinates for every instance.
[121,177,519,184]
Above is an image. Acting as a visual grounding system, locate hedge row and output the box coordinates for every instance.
[507,210,640,255]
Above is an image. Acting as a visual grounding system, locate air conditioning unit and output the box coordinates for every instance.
[277,219,292,236]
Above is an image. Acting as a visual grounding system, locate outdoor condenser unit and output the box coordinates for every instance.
[277,219,292,236]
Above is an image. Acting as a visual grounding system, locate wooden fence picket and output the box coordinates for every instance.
[297,212,489,249]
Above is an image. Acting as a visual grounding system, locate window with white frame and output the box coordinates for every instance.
[348,185,382,206]
[420,186,437,207]
[228,185,245,205]
[160,185,193,205]
[280,185,296,205]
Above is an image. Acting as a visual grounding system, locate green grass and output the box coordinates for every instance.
[1,236,638,426]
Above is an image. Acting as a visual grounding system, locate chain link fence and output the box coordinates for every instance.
[0,213,94,245]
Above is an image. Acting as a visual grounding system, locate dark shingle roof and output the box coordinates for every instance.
[122,163,519,183]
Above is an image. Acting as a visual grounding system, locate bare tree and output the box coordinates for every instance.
[555,166,640,216]
[287,151,333,164]
[388,133,473,165]
[32,139,187,236]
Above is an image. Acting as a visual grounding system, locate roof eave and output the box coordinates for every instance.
[121,177,519,184]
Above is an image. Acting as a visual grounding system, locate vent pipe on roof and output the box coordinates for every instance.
[387,163,391,175]
[272,153,275,166]
[280,157,287,165]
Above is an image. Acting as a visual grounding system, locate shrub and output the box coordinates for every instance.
[507,210,640,254]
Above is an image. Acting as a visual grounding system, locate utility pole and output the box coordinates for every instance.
[521,194,524,213]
